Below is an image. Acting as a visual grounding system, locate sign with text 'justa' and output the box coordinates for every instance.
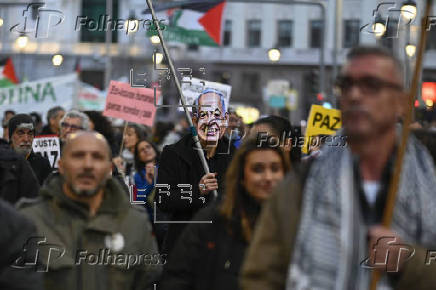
[32,135,60,168]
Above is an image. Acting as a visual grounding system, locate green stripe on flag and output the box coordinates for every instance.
[148,26,219,47]
[0,78,16,88]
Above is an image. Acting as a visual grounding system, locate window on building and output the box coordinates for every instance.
[277,20,293,47]
[426,28,436,50]
[310,20,323,48]
[80,0,118,43]
[213,71,232,84]
[80,70,105,90]
[187,43,199,51]
[223,20,232,46]
[247,20,261,47]
[242,72,260,94]
[343,19,360,48]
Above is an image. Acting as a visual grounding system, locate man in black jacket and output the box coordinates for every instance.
[157,88,235,256]
[9,114,52,185]
[0,143,39,204]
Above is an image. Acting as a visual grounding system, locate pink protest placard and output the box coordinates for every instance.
[103,81,160,127]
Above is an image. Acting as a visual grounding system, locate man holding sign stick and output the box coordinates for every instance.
[157,89,235,256]
[241,46,436,290]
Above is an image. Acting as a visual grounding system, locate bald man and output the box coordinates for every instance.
[19,132,162,290]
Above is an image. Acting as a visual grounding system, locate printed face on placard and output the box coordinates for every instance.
[195,93,228,144]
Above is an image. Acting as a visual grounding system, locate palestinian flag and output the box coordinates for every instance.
[145,0,226,46]
[0,57,19,87]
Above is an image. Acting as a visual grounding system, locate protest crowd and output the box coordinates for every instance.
[2,45,436,290]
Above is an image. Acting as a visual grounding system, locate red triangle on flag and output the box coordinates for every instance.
[198,1,226,45]
[3,58,19,84]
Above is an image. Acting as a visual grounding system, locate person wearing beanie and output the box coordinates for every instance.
[9,114,52,185]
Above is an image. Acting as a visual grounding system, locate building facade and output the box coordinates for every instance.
[0,0,434,123]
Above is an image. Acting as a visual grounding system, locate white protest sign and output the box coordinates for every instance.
[180,77,231,111]
[32,135,61,168]
[0,73,78,122]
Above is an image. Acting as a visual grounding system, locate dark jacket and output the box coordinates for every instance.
[0,146,39,204]
[160,202,251,290]
[0,199,43,290]
[19,176,162,290]
[27,151,52,185]
[240,162,436,290]
[40,125,56,136]
[156,133,235,255]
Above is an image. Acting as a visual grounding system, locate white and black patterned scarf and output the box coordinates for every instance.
[286,131,436,290]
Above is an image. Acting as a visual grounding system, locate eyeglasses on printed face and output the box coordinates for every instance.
[335,75,403,95]
[61,122,83,131]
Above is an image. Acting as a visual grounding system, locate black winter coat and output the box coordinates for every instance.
[27,151,52,185]
[156,133,235,255]
[160,203,248,290]
[0,199,43,290]
[0,146,39,204]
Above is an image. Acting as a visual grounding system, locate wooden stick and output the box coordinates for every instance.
[369,1,433,289]
[145,0,218,199]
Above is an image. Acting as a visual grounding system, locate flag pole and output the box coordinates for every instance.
[369,0,432,289]
[145,0,218,199]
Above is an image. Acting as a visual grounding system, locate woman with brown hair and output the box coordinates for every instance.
[159,137,290,290]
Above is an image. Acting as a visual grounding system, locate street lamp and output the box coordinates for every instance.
[405,43,416,57]
[267,48,280,62]
[402,1,417,88]
[52,54,63,66]
[372,14,386,38]
[401,0,417,21]
[153,52,163,65]
[16,35,28,49]
[150,35,160,44]
[0,18,3,27]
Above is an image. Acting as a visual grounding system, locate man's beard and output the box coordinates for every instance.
[14,145,31,157]
[68,175,109,196]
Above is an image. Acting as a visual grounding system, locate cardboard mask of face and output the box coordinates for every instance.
[195,92,228,145]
